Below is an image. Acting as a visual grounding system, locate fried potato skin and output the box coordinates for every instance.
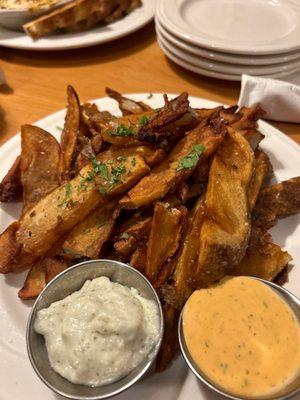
[247,150,270,211]
[120,120,226,209]
[0,150,149,273]
[130,245,147,273]
[0,155,22,202]
[106,87,152,116]
[59,85,81,183]
[194,127,254,287]
[145,203,186,283]
[43,257,69,284]
[162,197,205,309]
[20,125,60,213]
[253,176,300,229]
[61,202,119,260]
[18,263,45,300]
[232,234,292,281]
[156,304,180,372]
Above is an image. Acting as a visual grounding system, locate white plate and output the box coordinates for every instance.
[157,0,300,55]
[0,0,155,50]
[156,17,300,66]
[0,94,299,400]
[157,37,300,82]
[156,29,300,76]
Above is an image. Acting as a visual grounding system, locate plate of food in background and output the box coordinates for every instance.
[0,0,155,50]
[0,88,299,400]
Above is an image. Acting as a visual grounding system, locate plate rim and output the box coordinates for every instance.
[157,0,300,56]
[0,0,156,50]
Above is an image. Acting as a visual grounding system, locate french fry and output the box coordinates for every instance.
[18,263,45,300]
[232,234,292,281]
[247,150,270,211]
[194,127,254,288]
[120,117,227,210]
[162,197,205,309]
[20,125,60,213]
[43,257,69,284]
[0,148,150,273]
[106,87,152,116]
[59,85,82,182]
[253,176,300,229]
[130,245,147,273]
[0,155,22,202]
[61,201,119,260]
[114,215,152,258]
[156,304,180,372]
[145,203,187,283]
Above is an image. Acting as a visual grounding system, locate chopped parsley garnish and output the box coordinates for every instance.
[139,115,149,126]
[177,145,205,172]
[56,126,63,131]
[84,228,91,234]
[109,124,134,137]
[58,183,72,207]
[131,157,136,167]
[147,93,153,99]
[108,164,126,191]
[99,187,107,196]
[99,163,109,180]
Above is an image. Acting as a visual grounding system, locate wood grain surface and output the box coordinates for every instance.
[0,23,299,146]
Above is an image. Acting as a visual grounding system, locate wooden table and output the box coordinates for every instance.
[0,22,299,146]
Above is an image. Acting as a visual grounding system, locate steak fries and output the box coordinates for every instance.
[1,88,299,372]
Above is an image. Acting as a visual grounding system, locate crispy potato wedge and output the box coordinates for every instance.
[120,116,227,209]
[114,215,152,258]
[253,176,300,229]
[43,257,69,284]
[0,155,22,202]
[138,93,198,144]
[247,150,270,211]
[59,85,81,182]
[18,263,45,300]
[0,148,150,273]
[20,125,60,213]
[130,245,147,272]
[145,203,187,283]
[156,304,180,372]
[61,201,119,260]
[194,127,254,288]
[101,111,154,147]
[162,197,205,309]
[24,0,117,39]
[232,234,292,281]
[106,87,152,116]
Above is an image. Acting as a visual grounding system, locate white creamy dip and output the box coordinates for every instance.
[34,276,160,387]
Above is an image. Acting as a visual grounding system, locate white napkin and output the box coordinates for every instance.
[238,74,300,123]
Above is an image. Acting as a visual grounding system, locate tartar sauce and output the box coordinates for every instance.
[34,276,160,387]
[183,276,300,398]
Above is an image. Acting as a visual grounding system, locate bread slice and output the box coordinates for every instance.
[23,0,118,39]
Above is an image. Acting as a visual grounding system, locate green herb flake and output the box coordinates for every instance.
[139,115,149,126]
[56,126,63,131]
[99,163,109,180]
[58,183,72,207]
[147,93,153,99]
[84,229,91,234]
[108,124,134,137]
[99,187,107,196]
[131,157,136,167]
[177,145,205,172]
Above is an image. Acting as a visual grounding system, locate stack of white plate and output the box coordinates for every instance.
[155,0,300,81]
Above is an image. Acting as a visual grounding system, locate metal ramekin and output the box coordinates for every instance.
[178,278,300,400]
[26,259,164,400]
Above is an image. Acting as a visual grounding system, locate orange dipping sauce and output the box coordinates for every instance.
[183,276,300,398]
